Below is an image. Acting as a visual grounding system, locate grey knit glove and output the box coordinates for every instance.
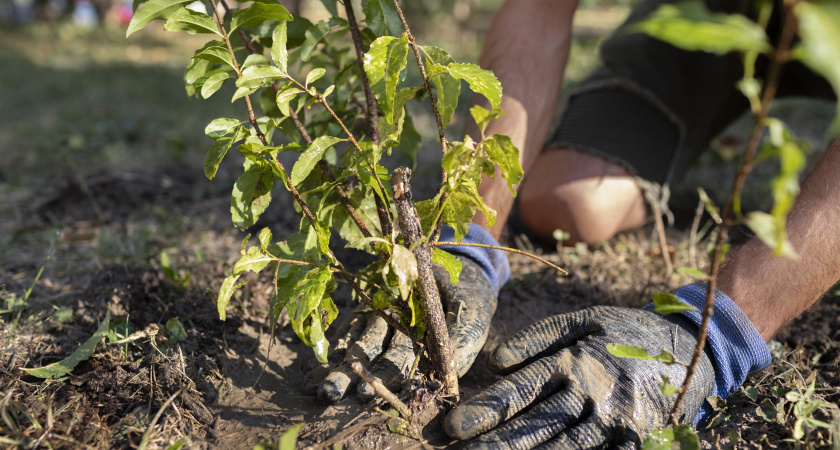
[307,256,497,402]
[445,306,715,449]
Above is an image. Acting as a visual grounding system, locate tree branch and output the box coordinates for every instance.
[431,241,566,274]
[391,167,458,397]
[390,0,447,158]
[343,0,379,146]
[667,0,798,424]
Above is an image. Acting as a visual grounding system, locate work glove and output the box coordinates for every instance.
[306,223,510,402]
[445,284,772,448]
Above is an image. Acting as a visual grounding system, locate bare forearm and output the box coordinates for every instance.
[470,0,579,237]
[718,139,840,341]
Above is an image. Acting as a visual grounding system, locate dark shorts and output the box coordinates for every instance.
[547,0,835,185]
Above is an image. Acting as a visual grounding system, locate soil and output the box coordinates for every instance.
[2,164,839,450]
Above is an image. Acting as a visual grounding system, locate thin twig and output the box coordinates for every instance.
[689,196,704,270]
[351,362,412,418]
[390,0,447,157]
[667,0,798,424]
[651,196,674,276]
[138,389,181,450]
[343,0,379,145]
[108,324,159,345]
[431,241,566,274]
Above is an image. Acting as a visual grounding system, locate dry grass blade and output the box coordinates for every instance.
[138,389,181,450]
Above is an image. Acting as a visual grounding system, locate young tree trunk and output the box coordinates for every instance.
[391,167,459,397]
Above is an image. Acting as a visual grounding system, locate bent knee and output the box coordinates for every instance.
[518,176,646,245]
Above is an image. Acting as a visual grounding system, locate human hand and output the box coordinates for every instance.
[445,306,715,448]
[304,255,497,402]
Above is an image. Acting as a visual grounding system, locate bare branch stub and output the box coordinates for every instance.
[390,167,458,398]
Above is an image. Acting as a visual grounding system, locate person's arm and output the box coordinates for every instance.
[469,0,579,240]
[719,138,840,341]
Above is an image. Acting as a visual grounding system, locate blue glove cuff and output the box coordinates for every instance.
[647,282,772,426]
[437,224,511,292]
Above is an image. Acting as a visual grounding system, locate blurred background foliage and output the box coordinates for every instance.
[0,0,632,189]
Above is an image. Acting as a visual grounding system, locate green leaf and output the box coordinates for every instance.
[484,134,523,196]
[205,118,242,139]
[318,0,338,16]
[126,0,193,36]
[232,160,274,229]
[165,317,187,342]
[652,292,697,315]
[380,87,421,148]
[258,227,272,251]
[160,250,190,285]
[201,72,231,99]
[271,265,307,321]
[677,266,710,281]
[448,63,502,110]
[628,1,771,55]
[305,68,326,87]
[204,126,247,180]
[365,34,409,123]
[276,86,302,116]
[470,104,502,134]
[365,0,402,37]
[300,20,331,61]
[24,311,111,378]
[432,248,462,285]
[741,385,759,402]
[231,86,258,102]
[756,398,777,422]
[659,382,682,396]
[389,245,418,301]
[241,54,270,69]
[793,3,840,134]
[291,136,343,185]
[696,187,723,224]
[278,424,304,450]
[745,211,799,259]
[272,21,288,73]
[230,3,292,32]
[233,246,276,275]
[237,65,285,89]
[309,311,328,363]
[163,7,219,35]
[605,343,677,364]
[442,191,478,242]
[184,57,212,86]
[217,274,245,320]
[193,41,236,72]
[642,425,700,450]
[422,46,460,128]
[288,268,332,343]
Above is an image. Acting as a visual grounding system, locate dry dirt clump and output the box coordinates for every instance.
[2,169,840,449]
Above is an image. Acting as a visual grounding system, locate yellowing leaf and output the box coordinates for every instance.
[390,244,418,301]
[24,311,111,378]
[432,248,462,285]
[652,292,697,315]
[448,63,502,110]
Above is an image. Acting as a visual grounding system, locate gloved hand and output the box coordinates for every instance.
[445,306,715,448]
[306,224,510,402]
[445,283,772,448]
